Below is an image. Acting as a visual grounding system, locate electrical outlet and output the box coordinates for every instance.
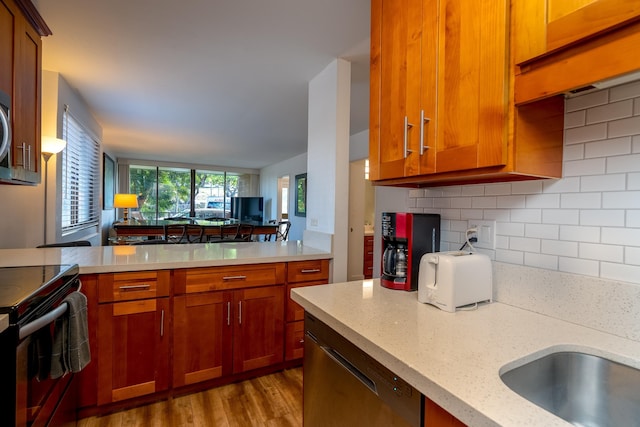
[467,220,496,249]
[310,218,319,226]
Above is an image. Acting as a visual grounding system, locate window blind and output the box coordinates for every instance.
[61,106,100,234]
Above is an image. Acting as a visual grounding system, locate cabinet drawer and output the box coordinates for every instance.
[287,259,330,283]
[286,280,328,322]
[98,270,170,303]
[175,263,286,294]
[285,321,305,361]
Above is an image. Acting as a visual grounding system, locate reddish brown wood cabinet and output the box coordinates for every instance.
[96,271,171,405]
[173,263,286,388]
[363,235,374,279]
[0,0,48,184]
[284,259,330,361]
[424,397,466,427]
[370,0,565,187]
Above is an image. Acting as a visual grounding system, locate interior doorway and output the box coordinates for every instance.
[347,159,375,281]
[277,175,290,221]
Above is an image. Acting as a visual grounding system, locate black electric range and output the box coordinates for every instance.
[0,264,80,325]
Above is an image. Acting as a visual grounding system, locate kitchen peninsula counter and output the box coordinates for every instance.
[292,279,640,427]
[0,241,331,274]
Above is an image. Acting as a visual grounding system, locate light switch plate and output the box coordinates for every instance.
[467,220,496,249]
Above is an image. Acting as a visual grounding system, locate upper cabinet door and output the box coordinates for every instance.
[370,0,426,180]
[0,0,16,96]
[433,0,509,173]
[515,0,640,65]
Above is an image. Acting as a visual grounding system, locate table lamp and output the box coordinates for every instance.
[114,193,138,221]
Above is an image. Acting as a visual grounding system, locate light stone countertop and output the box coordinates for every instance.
[0,240,331,274]
[291,279,640,427]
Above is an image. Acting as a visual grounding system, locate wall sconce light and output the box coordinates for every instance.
[113,193,139,221]
[41,136,67,245]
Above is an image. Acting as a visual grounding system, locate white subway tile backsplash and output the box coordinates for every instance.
[564,110,586,128]
[563,158,606,176]
[610,80,640,101]
[510,209,541,223]
[627,210,640,227]
[563,143,584,160]
[586,99,633,124]
[541,239,578,257]
[404,85,640,285]
[559,257,600,277]
[584,137,631,158]
[600,262,640,284]
[559,225,601,243]
[579,243,624,262]
[580,209,625,226]
[626,247,640,265]
[565,123,608,144]
[525,223,559,239]
[525,252,558,270]
[471,196,497,209]
[496,195,526,209]
[510,236,541,252]
[525,193,561,208]
[603,191,640,208]
[601,227,640,246]
[566,89,608,112]
[560,192,602,209]
[495,249,524,264]
[497,222,525,237]
[543,177,581,193]
[580,174,626,192]
[607,153,640,173]
[608,116,640,138]
[542,209,580,225]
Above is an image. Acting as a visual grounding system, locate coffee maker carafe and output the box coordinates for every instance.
[381,212,440,291]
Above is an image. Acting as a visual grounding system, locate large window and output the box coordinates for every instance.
[61,107,100,234]
[128,165,255,220]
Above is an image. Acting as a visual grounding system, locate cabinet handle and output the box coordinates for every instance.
[26,144,32,170]
[119,284,151,291]
[403,116,414,158]
[238,301,242,325]
[18,142,26,167]
[419,110,431,155]
[160,309,165,337]
[222,275,247,281]
[299,338,305,344]
[226,301,231,326]
[301,269,321,274]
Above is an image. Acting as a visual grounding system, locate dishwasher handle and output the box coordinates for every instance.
[321,345,377,395]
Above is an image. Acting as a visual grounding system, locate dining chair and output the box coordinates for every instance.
[184,225,204,243]
[207,224,240,243]
[235,224,254,242]
[165,224,187,243]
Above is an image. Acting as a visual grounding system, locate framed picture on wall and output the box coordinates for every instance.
[295,173,307,217]
[103,153,115,209]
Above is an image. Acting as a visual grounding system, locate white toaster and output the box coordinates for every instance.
[417,251,492,312]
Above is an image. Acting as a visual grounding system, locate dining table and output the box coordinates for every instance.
[111,219,280,243]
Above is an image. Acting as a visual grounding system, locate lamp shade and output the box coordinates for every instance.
[41,137,67,154]
[113,193,139,209]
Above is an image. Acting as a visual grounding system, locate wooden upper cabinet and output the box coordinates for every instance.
[514,0,640,104]
[370,0,563,186]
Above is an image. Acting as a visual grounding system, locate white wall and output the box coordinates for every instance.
[0,72,103,248]
[306,59,351,281]
[260,153,307,241]
[382,81,640,285]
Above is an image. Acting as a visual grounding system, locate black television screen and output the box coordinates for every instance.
[230,197,264,223]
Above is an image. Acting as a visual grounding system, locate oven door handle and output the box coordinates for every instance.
[18,302,68,340]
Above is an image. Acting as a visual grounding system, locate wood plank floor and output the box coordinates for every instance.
[78,368,302,427]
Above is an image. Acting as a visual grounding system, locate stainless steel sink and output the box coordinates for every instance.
[500,352,640,427]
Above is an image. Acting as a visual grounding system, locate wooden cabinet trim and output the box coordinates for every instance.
[175,263,286,294]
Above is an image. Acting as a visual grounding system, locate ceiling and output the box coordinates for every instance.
[35,0,371,170]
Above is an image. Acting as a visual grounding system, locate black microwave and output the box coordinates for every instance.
[0,89,12,180]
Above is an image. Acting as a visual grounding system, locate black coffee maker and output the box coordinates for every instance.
[381,212,440,291]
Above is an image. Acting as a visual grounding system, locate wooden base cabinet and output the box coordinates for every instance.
[96,271,171,406]
[173,264,286,388]
[424,397,466,427]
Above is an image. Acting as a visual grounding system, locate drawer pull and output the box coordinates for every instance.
[119,284,151,291]
[301,269,321,274]
[222,275,247,281]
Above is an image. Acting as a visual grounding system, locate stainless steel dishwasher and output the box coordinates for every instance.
[303,313,422,426]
